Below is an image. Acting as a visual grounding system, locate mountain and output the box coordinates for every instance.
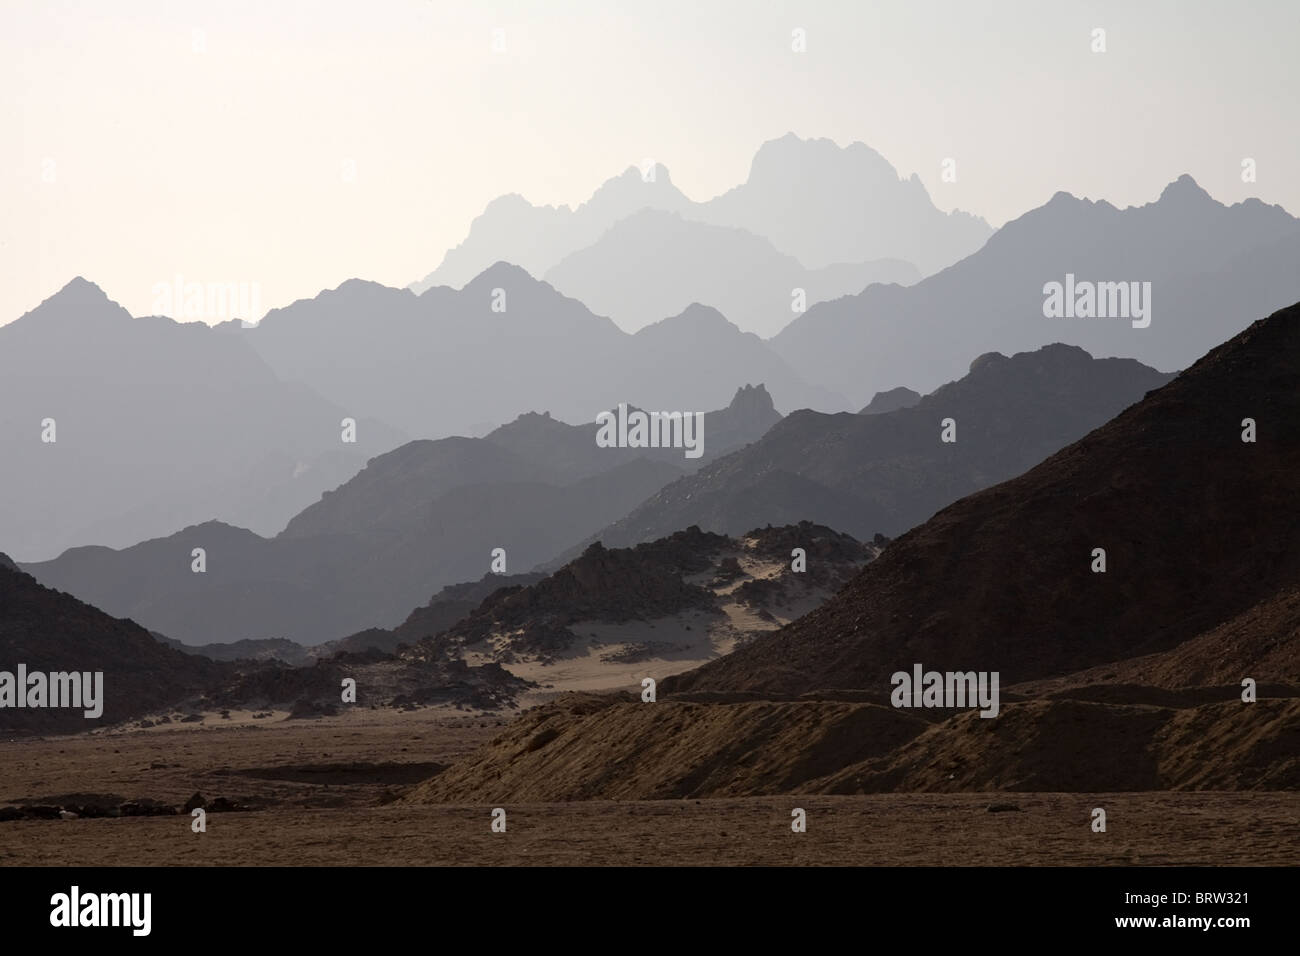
[407,300,1300,803]
[0,554,534,734]
[583,343,1173,549]
[543,208,918,335]
[697,133,991,275]
[772,176,1300,407]
[411,165,692,292]
[0,279,405,561]
[479,383,780,485]
[672,300,1300,697]
[0,559,219,732]
[21,387,774,646]
[412,136,987,298]
[23,459,680,646]
[242,265,843,439]
[860,386,921,415]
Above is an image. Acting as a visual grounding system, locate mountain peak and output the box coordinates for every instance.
[47,276,111,307]
[726,383,775,415]
[463,260,539,292]
[1158,173,1213,204]
[859,386,922,415]
[13,276,126,327]
[748,133,895,182]
[673,302,731,326]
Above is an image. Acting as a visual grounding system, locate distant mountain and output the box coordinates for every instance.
[157,569,546,664]
[0,279,405,561]
[697,133,991,275]
[859,386,921,415]
[23,460,679,647]
[583,343,1173,549]
[544,208,918,335]
[241,264,843,438]
[22,389,773,646]
[480,383,781,485]
[411,134,987,297]
[411,165,692,292]
[773,175,1300,407]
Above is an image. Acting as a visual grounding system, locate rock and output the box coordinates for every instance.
[986,802,1023,813]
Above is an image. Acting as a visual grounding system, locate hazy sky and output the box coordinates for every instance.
[3,0,1297,325]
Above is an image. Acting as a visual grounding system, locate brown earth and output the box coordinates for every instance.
[405,690,1300,803]
[1,790,1294,866]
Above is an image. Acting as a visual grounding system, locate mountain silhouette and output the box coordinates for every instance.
[411,135,988,296]
[860,386,921,415]
[773,175,1300,407]
[544,208,918,335]
[581,343,1172,549]
[697,133,991,275]
[0,279,405,560]
[242,265,841,438]
[411,164,692,292]
[22,389,775,646]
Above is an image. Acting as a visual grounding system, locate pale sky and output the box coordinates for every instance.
[3,0,1297,325]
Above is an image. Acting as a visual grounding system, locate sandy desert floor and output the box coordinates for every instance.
[1,709,1295,866]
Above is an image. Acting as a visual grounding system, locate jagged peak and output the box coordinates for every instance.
[727,383,775,412]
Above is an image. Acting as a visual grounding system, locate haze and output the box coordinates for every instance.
[3,0,1298,324]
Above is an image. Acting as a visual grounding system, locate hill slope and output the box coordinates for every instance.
[671,301,1300,697]
[587,343,1173,548]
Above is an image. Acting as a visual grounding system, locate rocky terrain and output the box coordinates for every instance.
[404,302,1300,804]
[399,523,879,691]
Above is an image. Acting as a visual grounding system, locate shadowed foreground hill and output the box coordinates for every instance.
[0,558,220,732]
[668,302,1300,696]
[0,556,532,730]
[409,302,1300,802]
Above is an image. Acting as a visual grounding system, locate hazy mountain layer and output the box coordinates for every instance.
[0,279,405,561]
[584,343,1173,549]
[773,176,1300,407]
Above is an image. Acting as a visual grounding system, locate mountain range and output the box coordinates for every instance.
[543,208,918,337]
[410,134,989,296]
[22,387,779,645]
[238,265,843,439]
[772,175,1300,407]
[408,299,1300,802]
[582,342,1173,549]
[0,279,404,561]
